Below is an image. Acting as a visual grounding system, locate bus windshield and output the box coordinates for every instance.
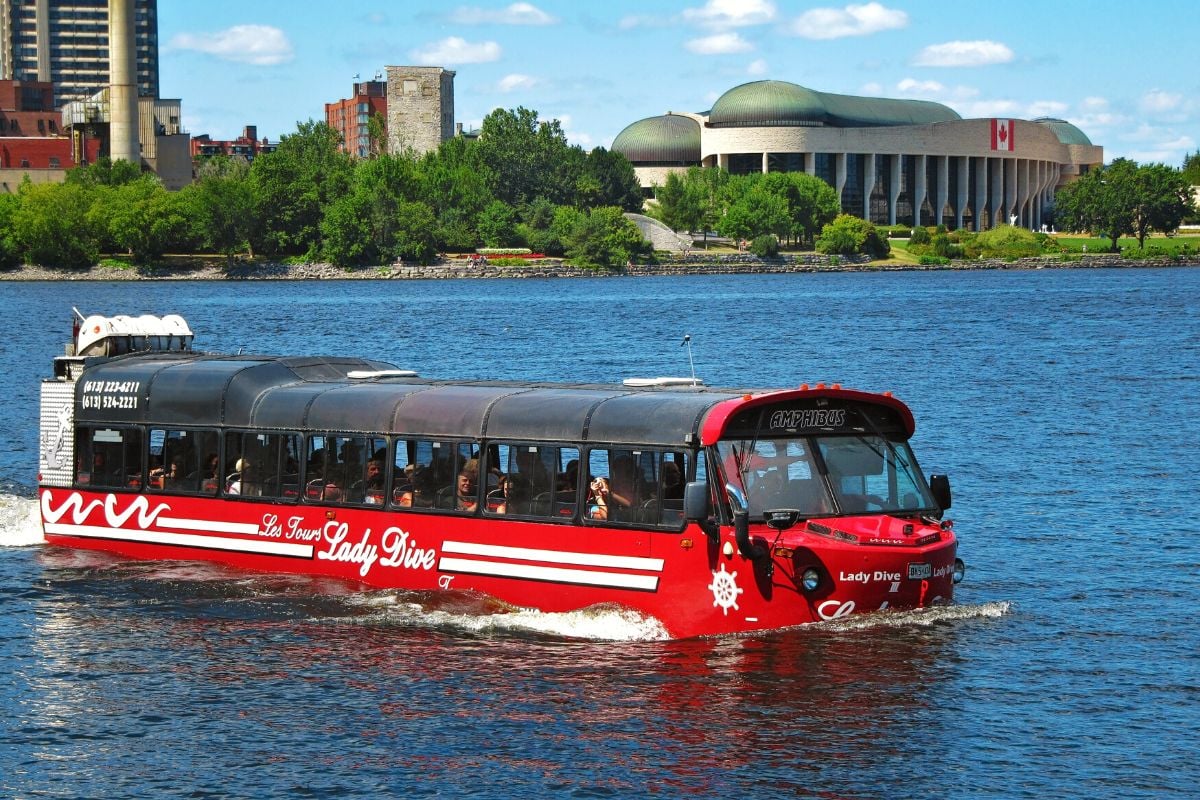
[716,434,935,518]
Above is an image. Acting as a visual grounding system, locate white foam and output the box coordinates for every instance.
[0,493,45,547]
[344,592,671,641]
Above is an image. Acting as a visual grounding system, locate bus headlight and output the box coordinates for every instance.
[952,558,966,584]
[801,568,821,592]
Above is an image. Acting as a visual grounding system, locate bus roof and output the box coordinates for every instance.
[70,353,914,447]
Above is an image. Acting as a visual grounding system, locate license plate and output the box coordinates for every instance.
[907,562,932,579]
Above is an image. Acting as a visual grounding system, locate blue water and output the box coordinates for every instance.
[1,269,1197,798]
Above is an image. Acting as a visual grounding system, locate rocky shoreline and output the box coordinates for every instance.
[1,252,1197,281]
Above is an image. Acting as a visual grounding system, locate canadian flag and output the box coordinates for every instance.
[991,118,1015,151]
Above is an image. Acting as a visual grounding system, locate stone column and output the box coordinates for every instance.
[974,157,988,232]
[935,155,949,230]
[1004,158,1018,226]
[718,153,729,170]
[109,0,141,165]
[762,152,769,174]
[835,153,847,210]
[805,153,816,176]
[888,154,902,226]
[989,158,1004,228]
[863,153,876,222]
[912,154,927,228]
[956,156,969,230]
[1017,159,1030,228]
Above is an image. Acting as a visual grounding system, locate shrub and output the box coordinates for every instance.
[815,214,890,258]
[909,226,931,245]
[749,234,779,257]
[918,255,950,265]
[975,224,1041,259]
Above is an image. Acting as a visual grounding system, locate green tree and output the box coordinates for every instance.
[718,179,790,242]
[391,201,439,264]
[1054,158,1139,252]
[11,181,99,268]
[88,175,189,262]
[1130,162,1195,247]
[476,200,520,247]
[250,120,352,257]
[1182,151,1200,186]
[652,170,702,234]
[65,156,143,187]
[0,192,22,268]
[321,154,424,266]
[579,147,643,212]
[475,107,584,206]
[558,206,650,268]
[182,163,259,259]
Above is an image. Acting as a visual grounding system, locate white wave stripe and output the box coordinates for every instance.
[441,540,664,572]
[157,515,260,535]
[439,556,660,591]
[43,522,313,558]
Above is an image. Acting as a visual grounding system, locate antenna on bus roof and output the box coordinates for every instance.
[72,306,86,322]
[681,334,697,386]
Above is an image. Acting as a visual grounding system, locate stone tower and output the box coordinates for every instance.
[384,66,455,156]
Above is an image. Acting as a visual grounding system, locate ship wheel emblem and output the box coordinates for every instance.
[708,563,743,615]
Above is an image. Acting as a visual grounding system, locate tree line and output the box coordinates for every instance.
[0,107,650,270]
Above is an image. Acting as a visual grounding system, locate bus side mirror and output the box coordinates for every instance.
[683,481,710,520]
[929,474,952,511]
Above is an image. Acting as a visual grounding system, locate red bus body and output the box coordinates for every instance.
[39,314,961,638]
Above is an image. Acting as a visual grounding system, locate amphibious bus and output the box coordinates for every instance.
[38,312,964,638]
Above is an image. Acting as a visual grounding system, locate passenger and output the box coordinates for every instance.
[455,465,478,512]
[495,473,531,515]
[226,458,248,495]
[363,458,385,504]
[150,460,180,489]
[662,461,684,500]
[588,457,640,521]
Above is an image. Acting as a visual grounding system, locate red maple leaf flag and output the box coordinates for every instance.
[991,118,1015,152]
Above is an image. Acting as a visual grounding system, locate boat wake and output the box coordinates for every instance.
[342,591,672,642]
[0,493,43,548]
[812,600,1013,633]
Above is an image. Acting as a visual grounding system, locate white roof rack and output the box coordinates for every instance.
[347,369,420,379]
[75,313,193,357]
[622,376,704,388]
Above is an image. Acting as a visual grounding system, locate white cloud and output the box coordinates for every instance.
[410,37,502,64]
[1080,96,1109,111]
[683,0,775,28]
[686,32,753,54]
[913,40,1014,68]
[747,58,769,76]
[860,81,883,95]
[449,3,557,25]
[1140,89,1182,114]
[497,73,538,93]
[790,3,907,40]
[168,24,293,65]
[1026,100,1068,118]
[897,78,945,94]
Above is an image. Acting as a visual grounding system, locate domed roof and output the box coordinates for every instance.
[709,80,825,126]
[1033,118,1093,146]
[707,79,960,128]
[611,114,701,163]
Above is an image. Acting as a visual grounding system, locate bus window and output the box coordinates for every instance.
[586,448,687,528]
[147,428,218,494]
[486,443,576,519]
[226,432,301,499]
[76,427,143,490]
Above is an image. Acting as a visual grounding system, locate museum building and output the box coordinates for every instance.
[611,80,1103,231]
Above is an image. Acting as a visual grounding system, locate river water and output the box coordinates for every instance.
[1,269,1197,798]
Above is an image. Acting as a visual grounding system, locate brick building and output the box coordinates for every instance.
[325,79,387,158]
[0,77,98,186]
[190,125,276,160]
[613,79,1105,231]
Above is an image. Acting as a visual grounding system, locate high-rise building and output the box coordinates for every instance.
[0,0,159,107]
[325,79,387,158]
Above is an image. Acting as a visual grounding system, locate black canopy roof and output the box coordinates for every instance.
[72,353,743,447]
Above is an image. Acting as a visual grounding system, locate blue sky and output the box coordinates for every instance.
[158,0,1199,167]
